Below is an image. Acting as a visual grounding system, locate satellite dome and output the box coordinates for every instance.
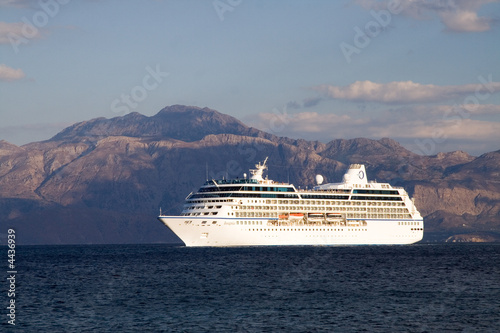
[315,174,324,185]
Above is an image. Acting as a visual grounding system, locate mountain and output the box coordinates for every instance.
[1,105,499,244]
[52,105,274,142]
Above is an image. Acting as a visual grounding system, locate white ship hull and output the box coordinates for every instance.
[158,216,424,247]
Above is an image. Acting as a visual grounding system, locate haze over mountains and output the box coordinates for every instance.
[1,105,499,244]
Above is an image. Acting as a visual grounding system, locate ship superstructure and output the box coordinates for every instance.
[158,158,423,246]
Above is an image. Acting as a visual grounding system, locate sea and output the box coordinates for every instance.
[3,243,499,332]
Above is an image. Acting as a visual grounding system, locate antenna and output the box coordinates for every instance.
[249,157,269,181]
[206,162,208,181]
[262,156,268,167]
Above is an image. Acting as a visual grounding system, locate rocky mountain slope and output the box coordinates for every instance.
[1,105,499,244]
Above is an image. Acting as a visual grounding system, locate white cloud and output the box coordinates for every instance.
[439,8,492,32]
[0,21,43,44]
[0,0,38,8]
[355,0,499,33]
[0,64,25,81]
[435,104,500,116]
[0,22,23,44]
[313,80,500,104]
[248,104,500,154]
[370,118,500,140]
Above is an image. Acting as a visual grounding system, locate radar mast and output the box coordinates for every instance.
[250,157,268,181]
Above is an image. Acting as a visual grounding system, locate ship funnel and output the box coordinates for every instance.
[315,174,324,185]
[343,164,368,184]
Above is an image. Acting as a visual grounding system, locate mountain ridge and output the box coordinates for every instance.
[50,105,278,143]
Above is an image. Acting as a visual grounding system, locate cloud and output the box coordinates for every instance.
[0,64,25,81]
[354,0,499,33]
[249,111,368,140]
[313,80,500,104]
[0,21,43,44]
[252,106,500,141]
[366,117,500,141]
[286,97,323,110]
[439,8,493,32]
[285,101,302,110]
[248,104,500,154]
[434,104,500,116]
[0,0,38,8]
[303,97,323,108]
[0,22,23,44]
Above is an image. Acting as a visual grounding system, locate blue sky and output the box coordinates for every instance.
[1,0,499,155]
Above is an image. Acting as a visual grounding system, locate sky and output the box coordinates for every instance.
[1,0,499,156]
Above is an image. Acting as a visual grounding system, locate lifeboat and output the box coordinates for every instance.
[326,213,343,221]
[289,213,304,220]
[308,213,324,220]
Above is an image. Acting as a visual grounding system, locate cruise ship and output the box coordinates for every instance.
[158,158,424,246]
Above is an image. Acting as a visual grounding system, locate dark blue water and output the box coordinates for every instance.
[3,244,499,332]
